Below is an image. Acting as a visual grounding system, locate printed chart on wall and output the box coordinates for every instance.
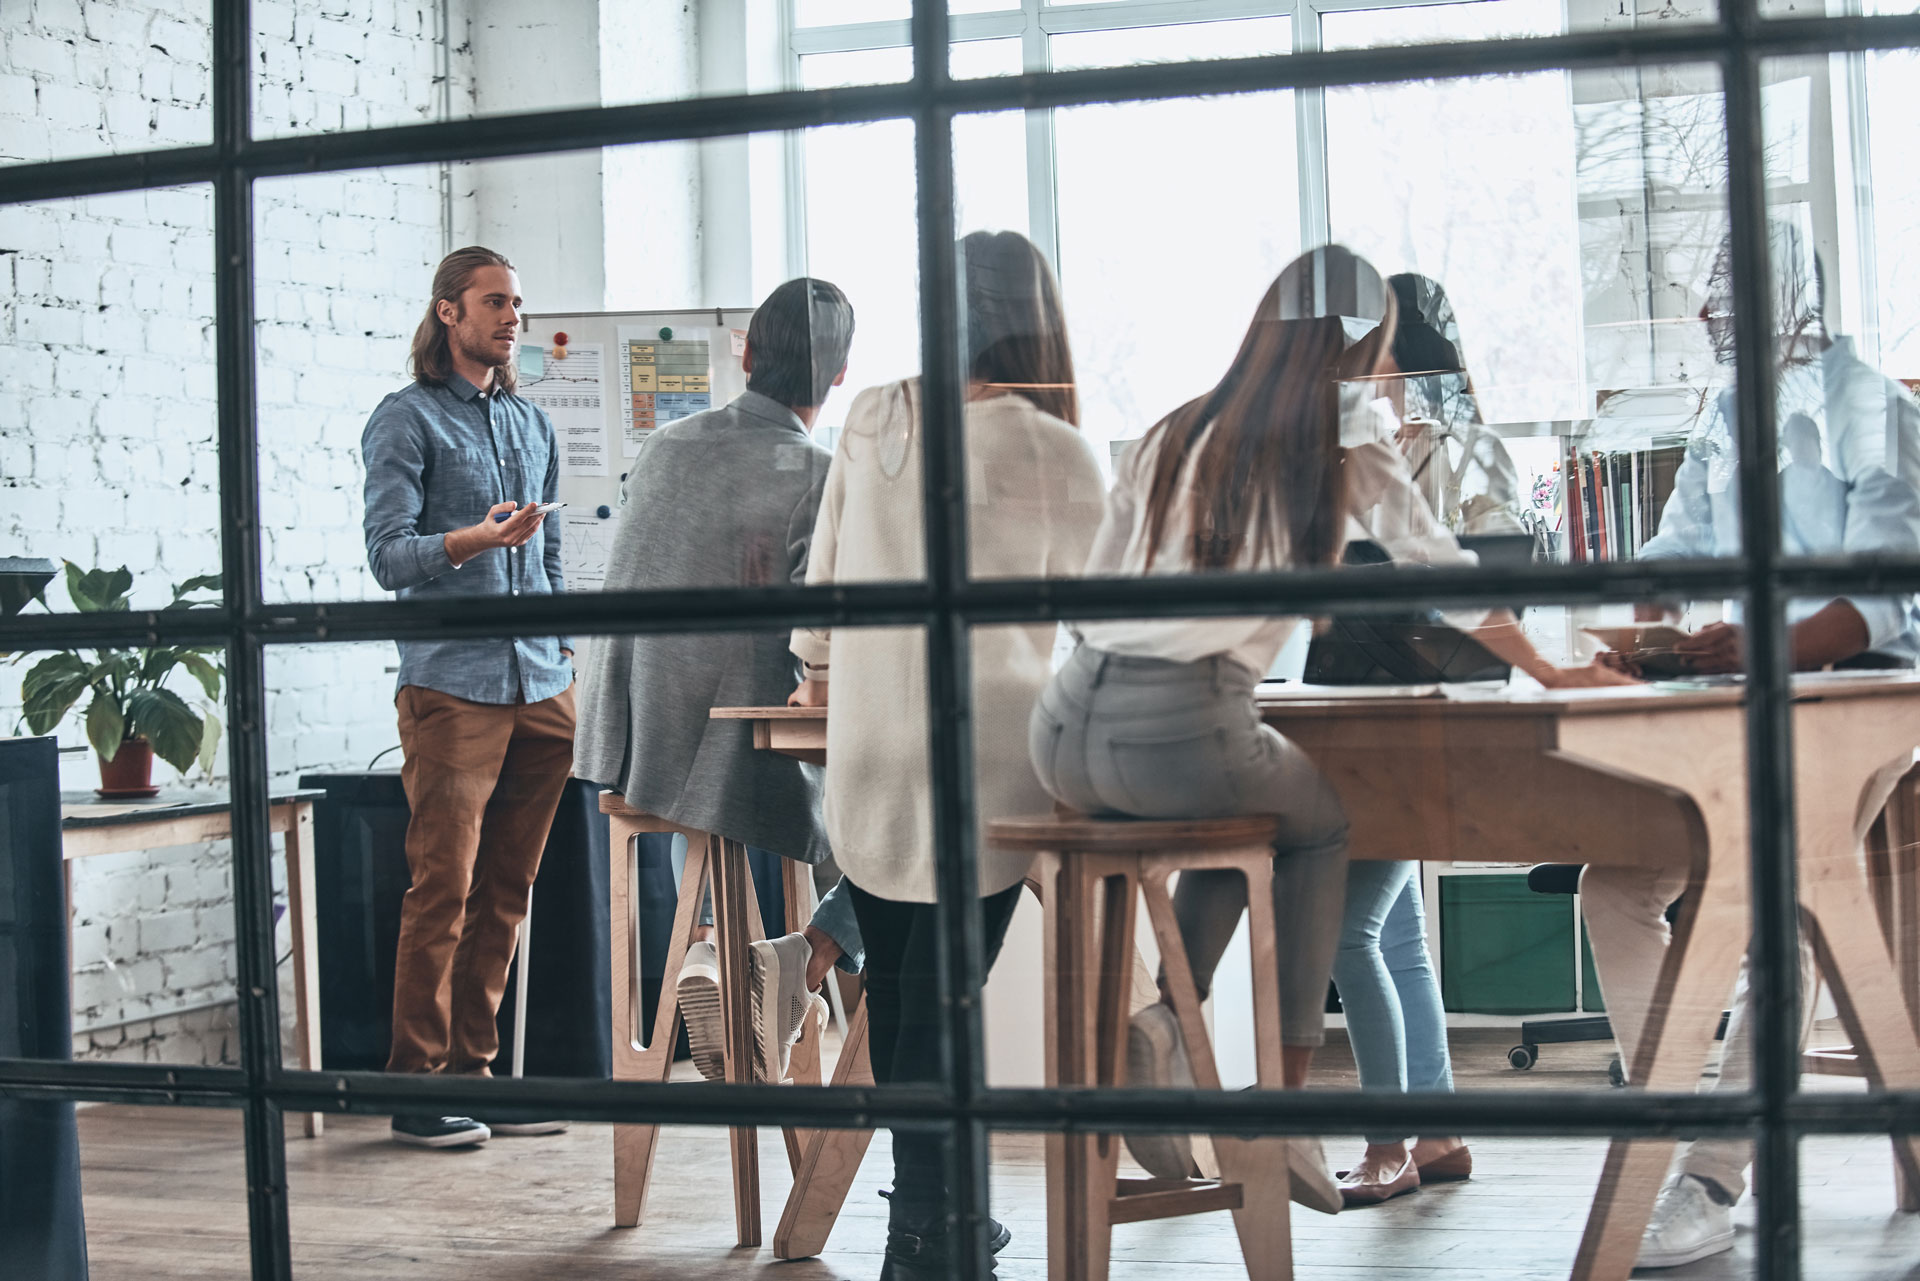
[618,326,712,456]
[560,511,614,592]
[518,342,610,476]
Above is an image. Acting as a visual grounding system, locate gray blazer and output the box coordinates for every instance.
[573,391,833,863]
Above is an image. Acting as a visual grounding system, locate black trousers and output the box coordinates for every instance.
[845,879,1024,1229]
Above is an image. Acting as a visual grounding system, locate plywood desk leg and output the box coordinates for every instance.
[1804,876,1920,1198]
[1876,771,1920,1211]
[283,803,323,1138]
[1574,864,1749,1281]
[774,995,877,1260]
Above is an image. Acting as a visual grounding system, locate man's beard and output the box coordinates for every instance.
[453,326,507,375]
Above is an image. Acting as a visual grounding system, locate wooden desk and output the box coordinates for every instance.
[61,788,326,1137]
[716,678,1920,1281]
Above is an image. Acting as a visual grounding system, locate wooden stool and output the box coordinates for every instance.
[989,813,1295,1281]
[602,792,825,1245]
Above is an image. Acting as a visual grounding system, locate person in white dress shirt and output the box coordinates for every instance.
[1587,221,1920,1270]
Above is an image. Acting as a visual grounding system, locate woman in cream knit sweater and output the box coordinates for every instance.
[789,230,1104,1281]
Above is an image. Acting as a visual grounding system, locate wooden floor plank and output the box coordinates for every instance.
[66,1026,1920,1280]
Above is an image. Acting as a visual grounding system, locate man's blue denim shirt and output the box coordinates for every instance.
[361,373,573,705]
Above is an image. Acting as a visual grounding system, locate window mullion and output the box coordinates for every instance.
[1024,0,1063,264]
[1294,0,1331,248]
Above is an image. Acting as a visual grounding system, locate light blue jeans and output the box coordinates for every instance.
[1333,861,1453,1145]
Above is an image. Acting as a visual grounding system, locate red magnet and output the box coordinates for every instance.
[553,331,569,345]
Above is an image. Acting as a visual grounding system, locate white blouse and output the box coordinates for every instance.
[791,383,1107,902]
[1077,399,1487,677]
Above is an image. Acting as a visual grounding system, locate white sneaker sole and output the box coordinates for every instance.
[678,964,726,1082]
[749,937,785,1084]
[1635,1228,1734,1270]
[392,1124,490,1149]
[485,1120,570,1136]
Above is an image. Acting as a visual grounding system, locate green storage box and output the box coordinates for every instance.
[1440,873,1577,1015]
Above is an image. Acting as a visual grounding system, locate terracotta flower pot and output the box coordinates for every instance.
[96,736,158,798]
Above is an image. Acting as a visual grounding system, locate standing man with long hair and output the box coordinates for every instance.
[361,246,575,1149]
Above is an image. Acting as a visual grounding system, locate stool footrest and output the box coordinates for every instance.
[1109,1178,1244,1225]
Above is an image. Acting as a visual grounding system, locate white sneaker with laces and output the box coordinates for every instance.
[750,932,823,1083]
[1635,1174,1735,1269]
[677,940,725,1081]
[1124,1003,1199,1178]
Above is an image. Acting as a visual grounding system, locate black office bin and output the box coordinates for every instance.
[0,736,88,1280]
[301,772,616,1078]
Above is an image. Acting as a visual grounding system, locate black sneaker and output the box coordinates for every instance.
[472,1114,569,1136]
[391,1114,491,1148]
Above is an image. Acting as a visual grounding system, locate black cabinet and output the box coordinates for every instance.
[0,736,87,1279]
[301,772,616,1078]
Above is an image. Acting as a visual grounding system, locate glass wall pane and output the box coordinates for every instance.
[0,2,211,167]
[1049,16,1288,72]
[1,187,224,612]
[2,643,258,1071]
[1048,65,1297,465]
[1759,54,1920,581]
[256,122,926,607]
[255,0,805,138]
[73,1102,252,1280]
[1324,23,1583,427]
[1801,1135,1920,1278]
[989,1125,1754,1276]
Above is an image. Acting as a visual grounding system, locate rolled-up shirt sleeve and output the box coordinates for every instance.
[362,406,456,592]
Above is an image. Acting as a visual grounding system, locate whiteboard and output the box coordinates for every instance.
[519,306,756,538]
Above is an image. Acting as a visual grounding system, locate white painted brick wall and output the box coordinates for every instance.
[0,0,478,1067]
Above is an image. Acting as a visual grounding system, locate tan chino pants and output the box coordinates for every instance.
[388,683,576,1076]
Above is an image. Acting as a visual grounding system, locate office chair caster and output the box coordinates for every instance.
[1507,1043,1537,1070]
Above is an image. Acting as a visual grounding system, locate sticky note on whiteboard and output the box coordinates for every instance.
[731,329,747,357]
[519,345,545,378]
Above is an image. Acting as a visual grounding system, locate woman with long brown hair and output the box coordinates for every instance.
[788,229,1106,1281]
[1029,245,1626,1213]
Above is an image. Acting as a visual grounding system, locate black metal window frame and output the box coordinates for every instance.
[5,2,1920,1277]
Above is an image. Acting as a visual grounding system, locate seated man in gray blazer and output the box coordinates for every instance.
[574,278,859,1082]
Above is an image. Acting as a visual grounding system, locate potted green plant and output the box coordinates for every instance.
[9,564,225,797]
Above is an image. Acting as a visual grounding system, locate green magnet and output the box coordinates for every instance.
[658,326,673,341]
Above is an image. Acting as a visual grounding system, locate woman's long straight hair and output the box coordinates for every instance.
[959,229,1079,427]
[1138,246,1397,572]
